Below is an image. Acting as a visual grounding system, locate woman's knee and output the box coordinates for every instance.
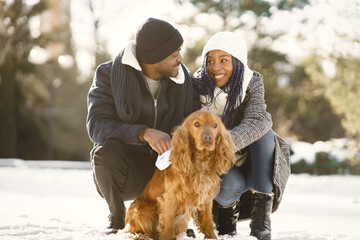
[215,168,245,207]
[251,129,275,149]
[249,129,275,165]
[248,130,275,193]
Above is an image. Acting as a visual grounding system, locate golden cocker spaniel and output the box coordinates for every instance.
[125,110,236,240]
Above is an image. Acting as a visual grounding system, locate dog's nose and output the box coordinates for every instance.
[203,133,213,143]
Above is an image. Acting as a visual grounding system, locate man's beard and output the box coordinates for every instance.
[159,63,180,78]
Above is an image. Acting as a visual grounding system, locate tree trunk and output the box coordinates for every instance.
[0,61,17,157]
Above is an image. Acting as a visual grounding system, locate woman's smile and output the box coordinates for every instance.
[207,50,233,87]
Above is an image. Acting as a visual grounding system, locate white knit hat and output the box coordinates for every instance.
[202,31,248,66]
[202,31,253,101]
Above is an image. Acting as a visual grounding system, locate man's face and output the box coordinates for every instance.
[155,46,183,78]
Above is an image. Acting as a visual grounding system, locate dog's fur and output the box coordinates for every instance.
[125,110,235,240]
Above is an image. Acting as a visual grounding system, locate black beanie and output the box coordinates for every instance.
[135,18,183,64]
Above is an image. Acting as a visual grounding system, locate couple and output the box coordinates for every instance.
[86,18,290,240]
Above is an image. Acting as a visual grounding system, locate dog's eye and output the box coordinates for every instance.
[194,122,201,127]
[213,123,217,128]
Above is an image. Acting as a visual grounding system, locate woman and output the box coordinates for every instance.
[193,32,290,240]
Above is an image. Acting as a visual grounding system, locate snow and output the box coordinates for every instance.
[1,159,360,240]
[289,138,356,164]
[290,141,316,164]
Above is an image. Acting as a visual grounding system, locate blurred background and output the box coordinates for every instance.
[1,0,359,174]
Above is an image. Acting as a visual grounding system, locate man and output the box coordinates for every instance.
[86,18,199,234]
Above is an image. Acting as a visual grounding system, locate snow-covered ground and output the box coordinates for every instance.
[289,138,357,164]
[1,159,360,240]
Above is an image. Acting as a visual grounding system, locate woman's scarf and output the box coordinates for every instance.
[194,56,245,129]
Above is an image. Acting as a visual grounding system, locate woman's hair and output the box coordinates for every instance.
[194,54,245,128]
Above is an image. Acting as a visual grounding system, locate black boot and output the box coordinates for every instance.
[213,200,239,236]
[212,200,220,230]
[103,214,125,235]
[250,193,273,240]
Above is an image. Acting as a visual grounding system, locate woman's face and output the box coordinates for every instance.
[206,50,233,87]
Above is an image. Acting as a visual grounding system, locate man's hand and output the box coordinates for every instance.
[143,128,171,155]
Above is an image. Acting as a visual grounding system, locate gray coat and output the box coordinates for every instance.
[228,72,291,219]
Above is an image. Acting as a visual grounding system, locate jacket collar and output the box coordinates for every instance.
[121,40,185,84]
[242,66,253,101]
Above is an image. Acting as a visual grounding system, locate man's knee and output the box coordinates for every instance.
[92,140,131,201]
[93,139,129,169]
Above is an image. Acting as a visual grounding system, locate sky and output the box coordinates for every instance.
[267,0,360,60]
[68,0,360,79]
[23,0,360,78]
[70,0,186,78]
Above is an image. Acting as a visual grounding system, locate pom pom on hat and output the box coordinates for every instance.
[136,18,183,64]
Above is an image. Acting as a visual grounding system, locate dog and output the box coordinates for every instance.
[125,110,235,240]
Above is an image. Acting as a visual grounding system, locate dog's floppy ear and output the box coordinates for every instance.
[171,125,193,173]
[213,124,236,175]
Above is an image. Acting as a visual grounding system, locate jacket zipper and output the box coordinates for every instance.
[142,72,160,129]
[152,83,162,128]
[153,99,158,128]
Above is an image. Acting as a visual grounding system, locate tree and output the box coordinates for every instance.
[305,55,360,142]
[37,0,92,161]
[0,0,48,158]
[0,0,92,161]
[283,60,345,142]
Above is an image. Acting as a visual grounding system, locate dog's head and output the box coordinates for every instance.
[183,110,223,151]
[171,110,235,174]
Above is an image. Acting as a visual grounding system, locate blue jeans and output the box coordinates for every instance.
[215,130,275,207]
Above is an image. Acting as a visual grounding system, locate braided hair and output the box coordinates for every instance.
[194,54,245,128]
